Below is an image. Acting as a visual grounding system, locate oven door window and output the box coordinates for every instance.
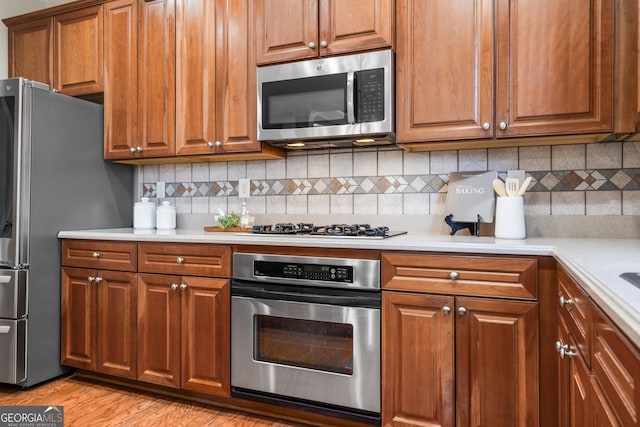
[254,315,353,375]
[261,74,348,129]
[0,96,15,239]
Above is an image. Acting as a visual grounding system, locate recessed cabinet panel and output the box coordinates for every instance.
[396,0,493,143]
[104,0,138,160]
[7,17,53,86]
[496,0,613,136]
[138,0,176,158]
[54,5,104,96]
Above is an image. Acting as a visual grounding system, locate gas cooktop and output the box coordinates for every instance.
[245,223,407,239]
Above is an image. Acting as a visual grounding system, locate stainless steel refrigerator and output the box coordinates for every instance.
[0,78,133,387]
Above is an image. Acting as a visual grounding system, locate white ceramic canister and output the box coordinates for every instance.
[494,196,526,239]
[156,200,176,230]
[133,197,156,229]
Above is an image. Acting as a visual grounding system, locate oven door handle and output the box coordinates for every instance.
[232,281,380,308]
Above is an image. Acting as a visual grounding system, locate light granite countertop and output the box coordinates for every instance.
[58,228,640,348]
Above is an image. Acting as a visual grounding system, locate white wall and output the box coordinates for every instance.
[0,0,75,78]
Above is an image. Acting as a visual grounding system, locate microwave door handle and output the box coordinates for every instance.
[346,71,355,124]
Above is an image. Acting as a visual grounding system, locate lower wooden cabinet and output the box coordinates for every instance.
[137,273,230,396]
[61,267,137,379]
[382,291,538,427]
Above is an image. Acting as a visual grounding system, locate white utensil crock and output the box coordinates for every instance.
[495,196,526,239]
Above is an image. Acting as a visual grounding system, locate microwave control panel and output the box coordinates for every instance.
[254,260,353,283]
[356,68,385,123]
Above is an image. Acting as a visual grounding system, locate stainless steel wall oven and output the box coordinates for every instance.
[231,253,381,425]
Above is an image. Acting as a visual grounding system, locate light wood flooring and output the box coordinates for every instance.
[0,375,306,427]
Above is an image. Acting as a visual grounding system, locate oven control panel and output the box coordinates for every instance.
[254,260,353,283]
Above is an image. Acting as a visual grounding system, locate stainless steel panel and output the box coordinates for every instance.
[231,295,380,413]
[257,50,393,143]
[232,252,380,290]
[0,319,26,384]
[0,270,27,318]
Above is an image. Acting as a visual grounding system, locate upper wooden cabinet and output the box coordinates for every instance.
[104,0,138,160]
[6,4,103,97]
[396,0,636,150]
[7,17,53,87]
[54,5,104,96]
[255,0,393,65]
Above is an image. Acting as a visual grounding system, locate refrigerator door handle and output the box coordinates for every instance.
[0,325,9,333]
[0,276,11,284]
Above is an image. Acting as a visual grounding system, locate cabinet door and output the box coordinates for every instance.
[181,276,230,396]
[61,267,97,371]
[97,270,137,379]
[138,0,175,158]
[137,273,181,388]
[175,0,217,155]
[7,17,53,86]
[104,0,138,160]
[569,335,591,427]
[54,5,103,96]
[495,0,613,137]
[395,0,494,144]
[214,0,261,153]
[319,0,393,57]
[382,291,454,427]
[591,376,622,427]
[255,0,318,64]
[456,297,538,427]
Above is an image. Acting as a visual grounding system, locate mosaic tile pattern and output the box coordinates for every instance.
[142,169,640,198]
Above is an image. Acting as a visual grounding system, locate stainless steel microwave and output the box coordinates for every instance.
[257,50,394,149]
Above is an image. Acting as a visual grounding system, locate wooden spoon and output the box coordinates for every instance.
[516,176,533,196]
[492,179,507,197]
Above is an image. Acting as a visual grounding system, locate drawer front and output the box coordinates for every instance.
[591,305,640,427]
[138,243,231,277]
[62,240,137,271]
[557,267,590,364]
[0,270,27,318]
[381,253,537,299]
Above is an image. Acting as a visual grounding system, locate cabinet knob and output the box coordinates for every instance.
[129,147,137,153]
[180,284,187,291]
[92,252,100,258]
[559,296,573,307]
[215,141,222,148]
[94,277,103,284]
[499,121,508,130]
[555,340,565,352]
[207,141,214,148]
[171,284,178,291]
[449,271,459,280]
[442,306,452,314]
[308,41,316,49]
[560,346,576,359]
[88,276,95,283]
[136,146,143,152]
[482,122,490,130]
[457,307,467,316]
[320,40,328,48]
[176,256,184,264]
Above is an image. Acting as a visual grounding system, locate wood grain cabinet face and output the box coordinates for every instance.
[382,253,539,427]
[61,266,137,379]
[62,240,137,272]
[104,0,138,160]
[137,273,230,396]
[138,243,231,277]
[396,0,616,146]
[7,17,54,87]
[54,5,104,96]
[255,0,393,65]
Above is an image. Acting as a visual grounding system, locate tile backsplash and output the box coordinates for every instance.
[140,140,640,236]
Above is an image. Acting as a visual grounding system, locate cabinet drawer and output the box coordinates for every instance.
[138,243,231,277]
[62,240,137,272]
[557,268,590,364]
[591,305,640,427]
[381,253,537,299]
